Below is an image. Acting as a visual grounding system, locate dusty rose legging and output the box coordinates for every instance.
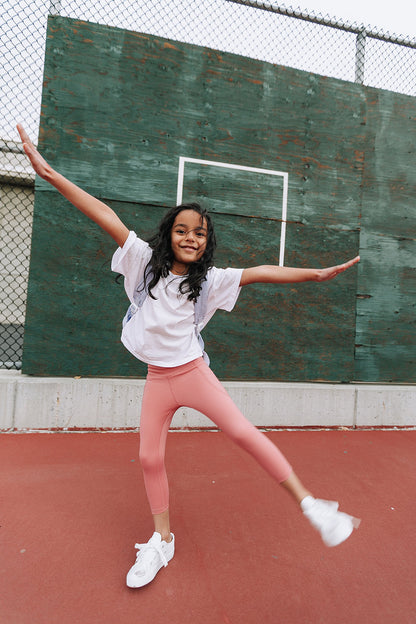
[139,357,293,514]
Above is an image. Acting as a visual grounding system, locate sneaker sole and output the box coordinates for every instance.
[126,560,165,588]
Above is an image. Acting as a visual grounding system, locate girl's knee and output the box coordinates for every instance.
[139,448,164,474]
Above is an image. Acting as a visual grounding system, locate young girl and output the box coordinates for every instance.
[17,124,360,589]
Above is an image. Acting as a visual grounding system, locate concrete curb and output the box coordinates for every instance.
[0,370,415,431]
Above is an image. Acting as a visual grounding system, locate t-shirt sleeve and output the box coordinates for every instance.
[202,267,243,325]
[111,231,152,303]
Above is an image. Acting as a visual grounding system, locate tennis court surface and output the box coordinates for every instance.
[1,429,415,624]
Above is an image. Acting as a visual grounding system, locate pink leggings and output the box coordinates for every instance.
[139,357,293,514]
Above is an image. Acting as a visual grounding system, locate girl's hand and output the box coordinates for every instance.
[316,255,360,282]
[240,255,360,286]
[17,124,53,180]
[16,123,129,247]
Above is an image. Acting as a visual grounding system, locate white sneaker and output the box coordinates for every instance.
[301,497,360,547]
[126,532,175,588]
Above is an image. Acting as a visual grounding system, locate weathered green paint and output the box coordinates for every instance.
[355,91,416,381]
[23,16,415,381]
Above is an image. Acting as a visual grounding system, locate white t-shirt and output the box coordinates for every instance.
[111,231,243,367]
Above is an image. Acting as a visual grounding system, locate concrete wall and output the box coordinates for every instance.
[1,371,414,431]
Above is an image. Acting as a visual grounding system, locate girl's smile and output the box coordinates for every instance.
[170,209,207,274]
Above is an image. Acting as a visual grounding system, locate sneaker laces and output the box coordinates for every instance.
[134,538,169,568]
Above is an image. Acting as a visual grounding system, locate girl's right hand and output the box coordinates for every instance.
[17,124,53,180]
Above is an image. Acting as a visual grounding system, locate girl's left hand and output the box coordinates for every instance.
[316,255,360,282]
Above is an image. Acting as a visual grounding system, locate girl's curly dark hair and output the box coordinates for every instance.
[144,202,216,302]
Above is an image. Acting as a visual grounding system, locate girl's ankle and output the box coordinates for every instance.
[161,533,173,543]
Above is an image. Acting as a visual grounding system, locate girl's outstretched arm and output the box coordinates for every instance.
[240,256,360,286]
[17,124,129,248]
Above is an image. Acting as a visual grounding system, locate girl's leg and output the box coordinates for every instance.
[153,509,172,543]
[139,374,178,540]
[171,360,359,548]
[141,361,311,516]
[280,471,313,504]
[126,372,177,588]
[172,360,294,486]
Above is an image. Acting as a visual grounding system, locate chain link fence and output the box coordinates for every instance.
[1,0,415,370]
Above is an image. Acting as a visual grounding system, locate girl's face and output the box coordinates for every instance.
[170,209,208,275]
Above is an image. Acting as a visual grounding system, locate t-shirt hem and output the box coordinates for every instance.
[144,354,205,367]
[121,338,203,368]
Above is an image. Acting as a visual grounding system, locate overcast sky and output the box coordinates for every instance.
[297,0,416,37]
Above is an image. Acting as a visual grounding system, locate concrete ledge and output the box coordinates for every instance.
[355,385,416,428]
[0,371,415,431]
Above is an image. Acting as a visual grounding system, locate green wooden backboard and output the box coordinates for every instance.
[22,16,415,381]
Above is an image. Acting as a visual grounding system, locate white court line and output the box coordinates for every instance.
[177,156,288,266]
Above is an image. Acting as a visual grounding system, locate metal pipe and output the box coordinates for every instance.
[355,30,367,84]
[225,0,416,49]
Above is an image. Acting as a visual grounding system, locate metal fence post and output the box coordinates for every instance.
[355,29,367,84]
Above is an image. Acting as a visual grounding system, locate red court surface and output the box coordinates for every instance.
[1,429,415,624]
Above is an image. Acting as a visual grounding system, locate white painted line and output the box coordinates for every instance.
[177,156,288,265]
[280,173,289,266]
[176,156,186,205]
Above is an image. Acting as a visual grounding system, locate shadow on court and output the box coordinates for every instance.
[1,429,415,624]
